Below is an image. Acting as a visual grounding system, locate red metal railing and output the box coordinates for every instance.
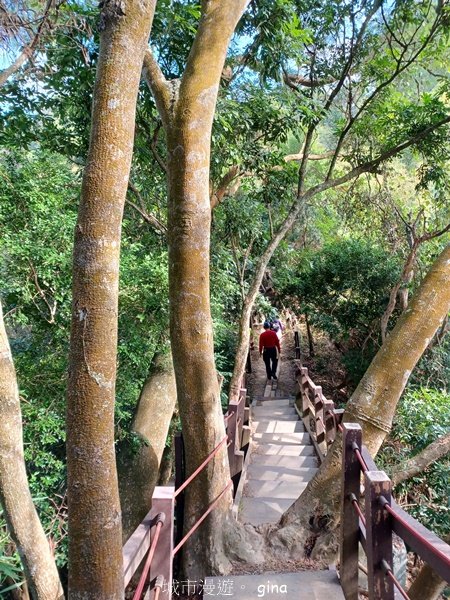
[174,436,228,498]
[294,334,450,598]
[172,480,233,556]
[123,382,250,600]
[341,423,450,600]
[132,514,165,600]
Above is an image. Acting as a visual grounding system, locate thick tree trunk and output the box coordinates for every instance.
[267,245,450,561]
[0,301,64,599]
[144,0,249,578]
[391,431,450,487]
[165,128,234,577]
[118,350,177,541]
[408,535,450,600]
[66,2,156,597]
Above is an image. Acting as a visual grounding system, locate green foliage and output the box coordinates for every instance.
[0,521,23,593]
[379,388,450,535]
[410,335,450,392]
[279,239,400,343]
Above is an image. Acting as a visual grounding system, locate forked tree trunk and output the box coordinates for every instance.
[143,0,249,578]
[118,350,176,541]
[0,301,64,599]
[66,2,156,597]
[267,245,450,561]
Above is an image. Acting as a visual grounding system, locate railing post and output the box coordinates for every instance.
[314,386,326,452]
[238,388,246,445]
[246,349,252,373]
[149,487,175,600]
[227,403,238,477]
[300,367,310,420]
[294,330,301,360]
[174,433,185,552]
[364,471,394,600]
[340,423,362,600]
[324,400,336,447]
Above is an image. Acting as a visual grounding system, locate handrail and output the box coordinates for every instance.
[174,436,227,498]
[340,423,450,600]
[132,514,165,600]
[172,480,233,556]
[123,375,250,599]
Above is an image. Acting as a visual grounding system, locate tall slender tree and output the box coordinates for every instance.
[0,300,64,599]
[66,1,156,596]
[143,0,250,576]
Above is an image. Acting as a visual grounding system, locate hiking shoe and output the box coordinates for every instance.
[272,375,278,380]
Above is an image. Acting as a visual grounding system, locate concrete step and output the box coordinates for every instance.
[252,406,297,416]
[252,443,316,457]
[205,571,345,599]
[239,496,294,525]
[257,398,292,407]
[244,479,308,499]
[253,432,309,445]
[251,453,319,467]
[251,444,316,457]
[252,411,298,421]
[246,465,317,482]
[253,420,305,433]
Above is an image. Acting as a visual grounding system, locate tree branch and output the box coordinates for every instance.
[284,150,334,163]
[391,431,450,487]
[142,49,173,126]
[210,165,241,210]
[127,182,167,235]
[0,0,55,88]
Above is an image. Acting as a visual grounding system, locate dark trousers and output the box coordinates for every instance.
[263,347,278,379]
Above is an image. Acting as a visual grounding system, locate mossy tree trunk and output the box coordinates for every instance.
[0,301,64,599]
[143,0,249,577]
[66,1,156,597]
[268,245,450,560]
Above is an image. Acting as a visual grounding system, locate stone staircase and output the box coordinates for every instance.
[211,350,345,600]
[239,383,318,526]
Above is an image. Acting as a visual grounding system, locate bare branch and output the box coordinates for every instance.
[284,150,334,163]
[27,259,57,324]
[0,0,55,88]
[210,165,241,210]
[127,182,167,235]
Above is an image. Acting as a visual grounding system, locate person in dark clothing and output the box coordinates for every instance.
[259,321,281,381]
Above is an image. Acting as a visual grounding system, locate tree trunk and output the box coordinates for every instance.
[144,0,249,578]
[380,243,418,341]
[267,245,450,561]
[66,2,156,597]
[118,350,177,541]
[408,535,450,600]
[0,301,64,599]
[391,431,450,487]
[305,312,315,357]
[228,207,301,403]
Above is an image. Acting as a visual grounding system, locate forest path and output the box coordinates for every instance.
[211,330,345,599]
[239,329,318,526]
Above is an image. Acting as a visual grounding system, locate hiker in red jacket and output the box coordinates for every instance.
[259,321,281,381]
